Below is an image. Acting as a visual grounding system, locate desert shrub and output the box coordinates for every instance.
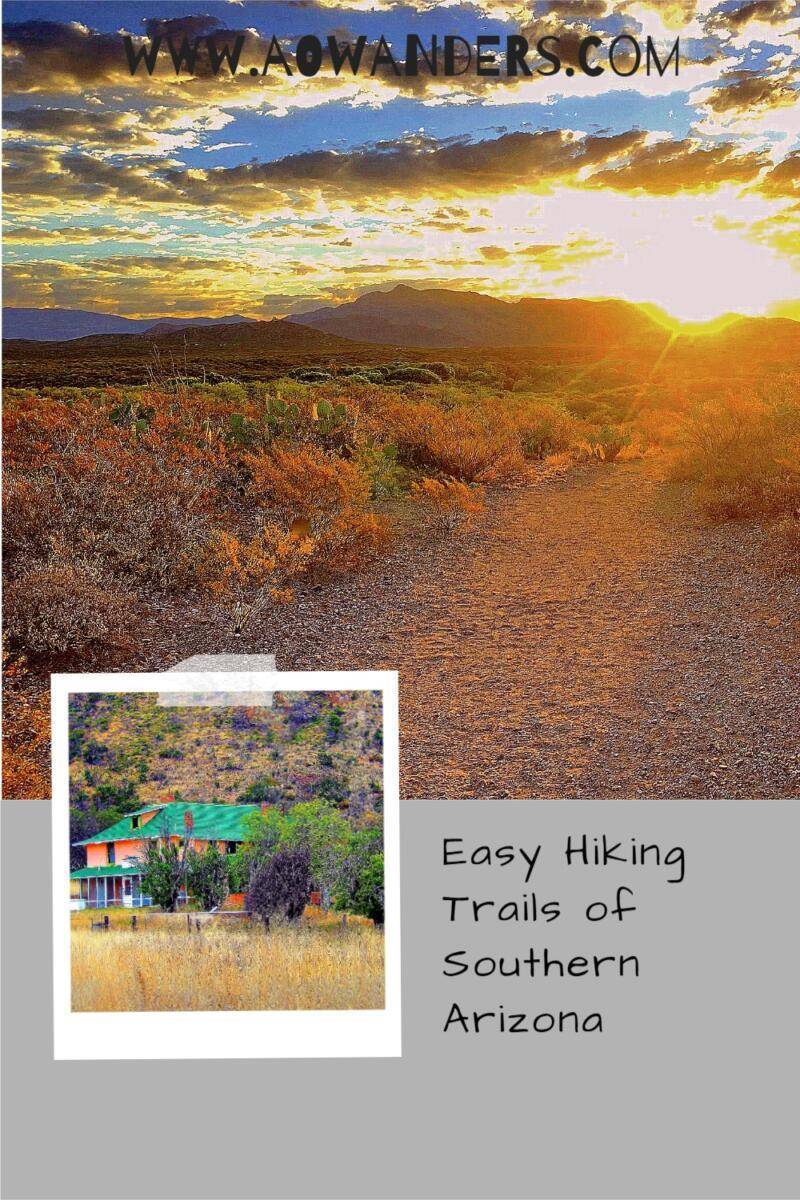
[420,362,455,381]
[2,655,50,799]
[671,390,800,519]
[411,477,485,532]
[386,367,442,386]
[369,398,523,483]
[291,369,333,384]
[195,523,312,611]
[514,400,578,459]
[764,511,800,575]
[4,558,132,656]
[246,442,391,576]
[592,425,633,463]
[355,442,407,499]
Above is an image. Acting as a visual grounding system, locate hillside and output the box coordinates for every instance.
[68,691,384,863]
[6,292,799,387]
[3,317,395,386]
[289,285,664,348]
[1,307,256,341]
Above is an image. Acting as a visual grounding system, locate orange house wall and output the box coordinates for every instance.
[85,838,147,866]
[83,835,234,866]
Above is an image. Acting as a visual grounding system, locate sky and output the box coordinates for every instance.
[2,0,799,322]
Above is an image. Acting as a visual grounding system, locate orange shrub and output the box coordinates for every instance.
[4,558,133,657]
[246,442,391,578]
[2,657,49,800]
[411,477,485,532]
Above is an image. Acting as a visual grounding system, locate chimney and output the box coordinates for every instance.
[183,810,194,835]
[260,800,268,813]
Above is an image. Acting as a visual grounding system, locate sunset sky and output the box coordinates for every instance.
[3,0,799,323]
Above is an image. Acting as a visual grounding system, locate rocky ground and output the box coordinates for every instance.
[138,457,799,800]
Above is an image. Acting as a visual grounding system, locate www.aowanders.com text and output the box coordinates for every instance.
[124,32,681,80]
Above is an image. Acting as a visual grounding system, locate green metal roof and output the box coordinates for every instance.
[75,802,263,847]
[71,864,143,879]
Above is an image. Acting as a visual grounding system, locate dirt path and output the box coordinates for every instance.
[141,458,799,799]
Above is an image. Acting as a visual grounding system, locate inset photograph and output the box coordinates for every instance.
[52,670,400,1059]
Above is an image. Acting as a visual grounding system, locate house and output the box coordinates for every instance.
[70,800,263,909]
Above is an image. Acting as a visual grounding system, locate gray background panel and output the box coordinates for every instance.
[2,799,798,1200]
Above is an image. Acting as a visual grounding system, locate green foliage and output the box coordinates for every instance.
[236,775,281,805]
[243,805,285,857]
[186,844,229,910]
[386,366,442,386]
[355,442,407,500]
[264,395,301,439]
[280,801,351,900]
[226,848,251,893]
[594,425,632,463]
[291,369,333,384]
[334,828,385,924]
[139,837,187,912]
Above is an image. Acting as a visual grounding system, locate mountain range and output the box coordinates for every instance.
[287,285,666,347]
[1,307,256,342]
[5,288,798,351]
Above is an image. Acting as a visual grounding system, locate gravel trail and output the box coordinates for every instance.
[210,458,797,799]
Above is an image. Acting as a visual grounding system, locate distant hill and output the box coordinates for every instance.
[288,285,664,348]
[69,691,384,863]
[1,307,257,342]
[4,293,797,388]
[3,317,392,386]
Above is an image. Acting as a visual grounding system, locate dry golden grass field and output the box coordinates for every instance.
[71,911,384,1012]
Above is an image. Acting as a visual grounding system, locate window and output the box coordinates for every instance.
[131,815,139,829]
[226,842,238,855]
[107,844,115,864]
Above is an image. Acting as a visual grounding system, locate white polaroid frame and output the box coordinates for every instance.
[52,670,401,1060]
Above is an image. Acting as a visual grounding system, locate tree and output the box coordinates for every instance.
[186,845,228,911]
[247,847,311,929]
[335,828,384,925]
[139,839,187,912]
[281,801,350,906]
[139,810,192,911]
[242,806,286,860]
[226,848,251,894]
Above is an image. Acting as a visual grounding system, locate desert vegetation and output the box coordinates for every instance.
[668,381,800,573]
[71,916,383,1011]
[4,347,799,796]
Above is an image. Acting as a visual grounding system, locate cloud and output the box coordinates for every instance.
[3,223,157,244]
[160,128,649,212]
[2,20,129,93]
[2,252,255,315]
[699,67,799,114]
[479,244,510,259]
[4,125,790,222]
[707,0,798,35]
[589,136,769,193]
[758,151,800,198]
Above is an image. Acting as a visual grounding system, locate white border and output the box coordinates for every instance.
[52,671,401,1060]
